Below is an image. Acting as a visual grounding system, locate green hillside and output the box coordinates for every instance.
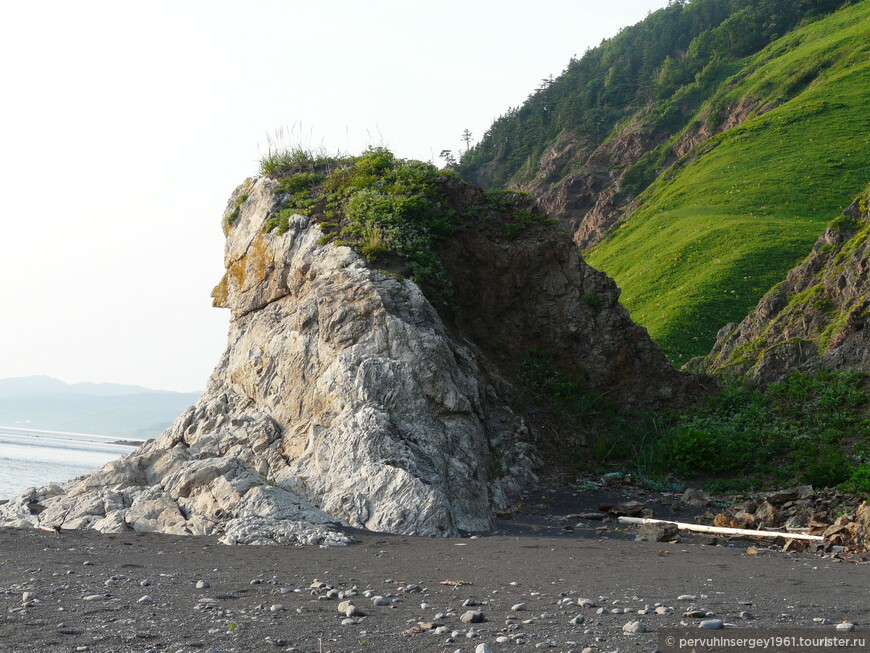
[585,2,870,366]
[459,0,855,188]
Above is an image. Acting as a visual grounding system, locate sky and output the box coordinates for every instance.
[0,0,669,393]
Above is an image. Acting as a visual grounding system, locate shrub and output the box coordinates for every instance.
[645,370,869,489]
[839,465,870,498]
[259,146,556,302]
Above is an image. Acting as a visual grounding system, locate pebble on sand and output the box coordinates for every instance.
[460,610,486,623]
[623,620,648,633]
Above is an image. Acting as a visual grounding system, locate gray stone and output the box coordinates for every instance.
[836,623,856,632]
[681,488,711,507]
[635,522,680,542]
[460,610,486,624]
[700,619,725,629]
[623,620,648,633]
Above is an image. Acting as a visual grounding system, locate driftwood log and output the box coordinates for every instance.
[617,516,825,542]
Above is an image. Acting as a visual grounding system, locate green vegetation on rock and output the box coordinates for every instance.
[258,147,555,301]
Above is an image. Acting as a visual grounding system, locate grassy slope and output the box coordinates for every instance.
[586,3,870,367]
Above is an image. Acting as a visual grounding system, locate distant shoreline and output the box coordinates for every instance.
[111,439,145,447]
[0,425,147,445]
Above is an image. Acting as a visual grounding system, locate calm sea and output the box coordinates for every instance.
[0,426,141,499]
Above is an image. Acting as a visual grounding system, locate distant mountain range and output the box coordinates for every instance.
[0,375,201,438]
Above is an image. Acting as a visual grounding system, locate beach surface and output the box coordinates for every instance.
[1,515,867,653]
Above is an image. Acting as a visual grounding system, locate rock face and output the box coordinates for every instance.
[694,187,869,383]
[506,100,766,250]
[438,188,703,409]
[521,127,662,249]
[0,174,703,542]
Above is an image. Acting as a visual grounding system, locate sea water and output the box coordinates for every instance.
[0,426,141,499]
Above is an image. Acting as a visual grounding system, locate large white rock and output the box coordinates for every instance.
[0,176,535,540]
[1,173,701,542]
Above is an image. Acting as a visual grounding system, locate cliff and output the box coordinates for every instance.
[0,155,705,543]
[693,186,869,383]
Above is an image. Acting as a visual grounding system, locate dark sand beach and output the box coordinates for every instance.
[2,499,867,653]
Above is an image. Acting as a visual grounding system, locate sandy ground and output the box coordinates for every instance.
[1,501,868,653]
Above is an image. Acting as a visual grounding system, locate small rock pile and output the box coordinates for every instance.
[707,486,870,552]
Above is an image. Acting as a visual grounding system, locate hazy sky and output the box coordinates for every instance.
[1,0,668,393]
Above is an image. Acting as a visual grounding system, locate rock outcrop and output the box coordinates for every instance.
[517,127,661,249]
[693,186,869,383]
[0,171,705,542]
[513,98,772,250]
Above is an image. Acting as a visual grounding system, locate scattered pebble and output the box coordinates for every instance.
[700,619,725,629]
[836,623,856,632]
[623,620,647,633]
[460,610,486,624]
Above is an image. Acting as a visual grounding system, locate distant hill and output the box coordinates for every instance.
[459,0,869,368]
[0,376,201,438]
